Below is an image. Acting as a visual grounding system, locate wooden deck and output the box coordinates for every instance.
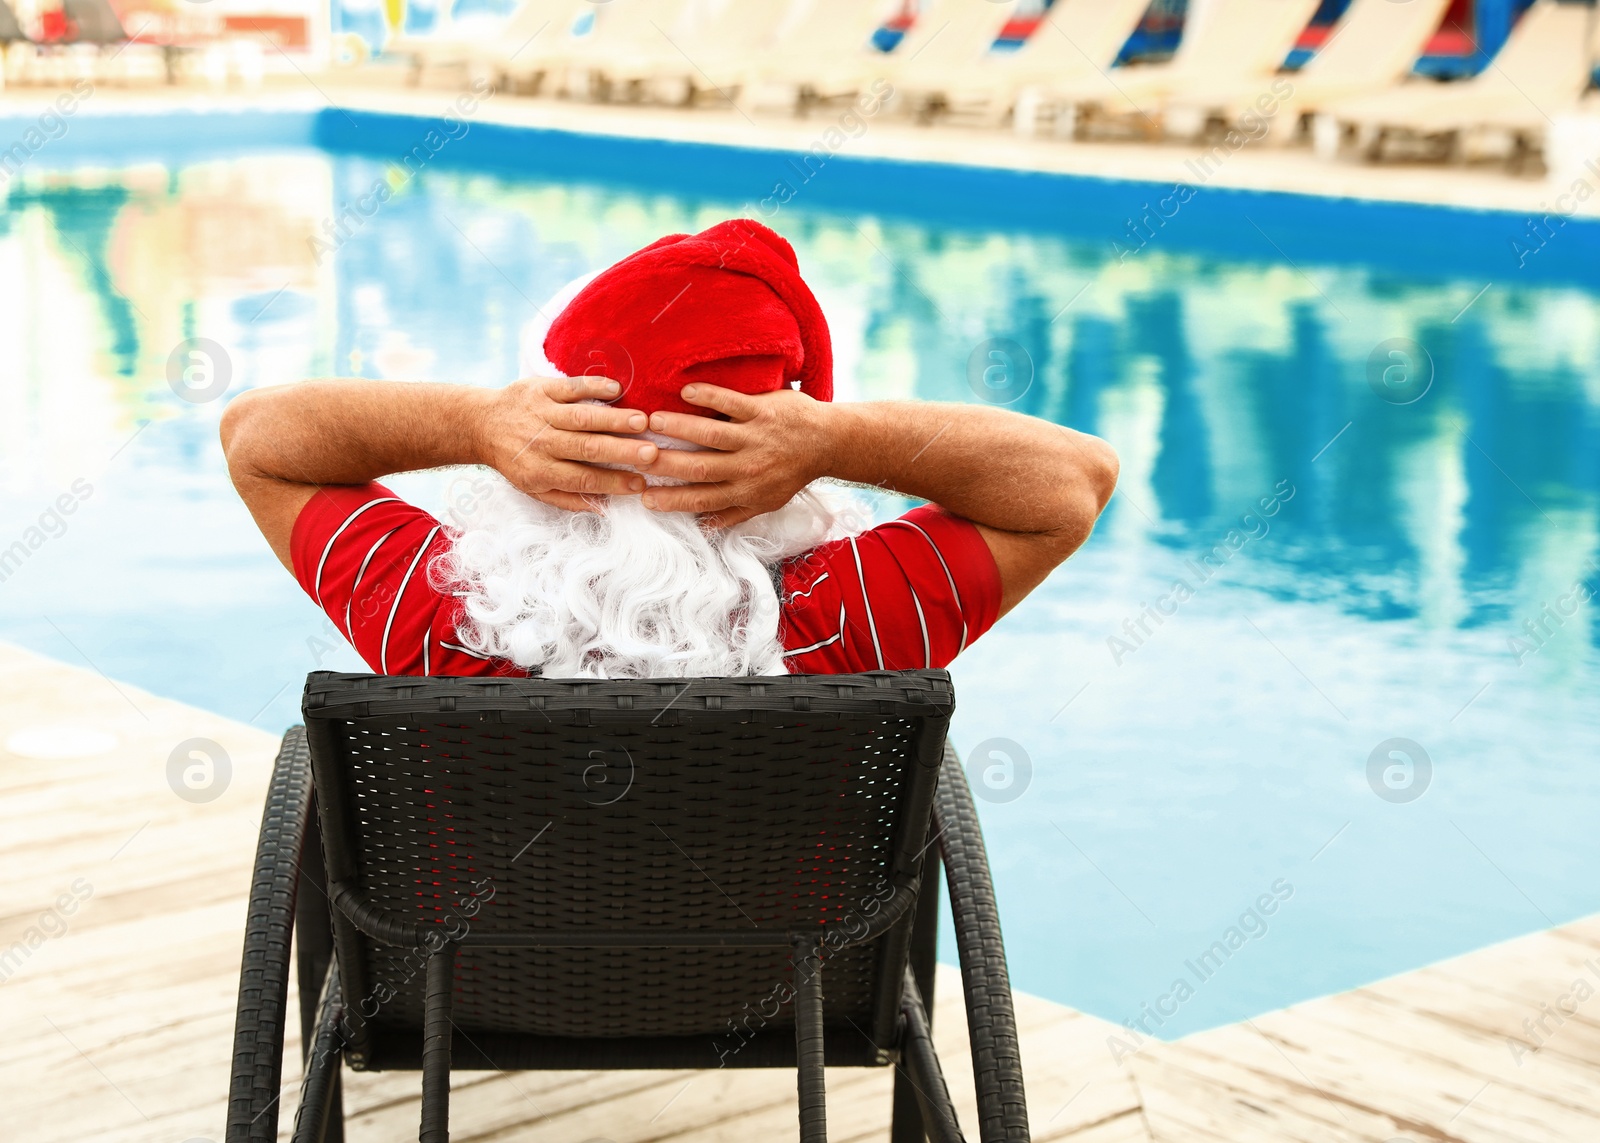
[1,638,1595,1142]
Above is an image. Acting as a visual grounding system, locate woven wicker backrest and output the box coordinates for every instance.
[302,670,954,1070]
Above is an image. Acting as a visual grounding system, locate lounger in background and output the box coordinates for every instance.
[1315,0,1600,164]
[225,671,1031,1142]
[873,0,1022,122]
[734,0,900,113]
[583,0,793,107]
[1163,0,1452,143]
[16,0,168,86]
[529,0,700,101]
[1039,0,1320,139]
[990,0,1154,133]
[0,0,35,88]
[0,0,24,45]
[385,0,584,89]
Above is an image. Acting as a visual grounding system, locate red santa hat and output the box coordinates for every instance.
[540,219,832,418]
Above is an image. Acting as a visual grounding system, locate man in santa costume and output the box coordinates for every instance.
[222,219,1118,678]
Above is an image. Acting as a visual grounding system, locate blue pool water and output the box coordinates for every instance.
[2,108,1598,1042]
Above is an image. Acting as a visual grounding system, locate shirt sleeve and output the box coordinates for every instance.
[778,504,1002,674]
[289,483,506,677]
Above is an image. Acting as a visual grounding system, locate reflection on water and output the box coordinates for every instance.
[2,152,1597,1038]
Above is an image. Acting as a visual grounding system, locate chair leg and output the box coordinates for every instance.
[909,855,941,1029]
[322,1068,345,1143]
[296,792,334,1055]
[898,968,966,1143]
[291,962,346,1143]
[793,935,827,1143]
[295,793,344,1141]
[419,945,458,1143]
[892,854,943,1143]
[892,1058,925,1143]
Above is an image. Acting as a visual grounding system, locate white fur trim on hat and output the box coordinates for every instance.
[518,270,601,380]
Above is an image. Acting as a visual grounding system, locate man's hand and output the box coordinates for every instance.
[638,384,832,526]
[481,375,660,512]
[635,382,1118,617]
[221,375,664,571]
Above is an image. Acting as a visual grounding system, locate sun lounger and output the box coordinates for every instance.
[873,0,1024,120]
[913,0,1152,129]
[225,670,1031,1142]
[1315,0,1600,161]
[0,0,27,44]
[386,0,584,89]
[15,0,168,86]
[584,0,794,106]
[734,0,901,112]
[1163,0,1452,141]
[0,0,30,86]
[0,0,35,90]
[60,0,123,46]
[503,0,700,100]
[1037,0,1321,139]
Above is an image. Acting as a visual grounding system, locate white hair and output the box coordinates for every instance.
[430,473,867,679]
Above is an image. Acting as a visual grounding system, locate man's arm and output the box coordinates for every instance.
[220,376,656,570]
[640,385,1118,615]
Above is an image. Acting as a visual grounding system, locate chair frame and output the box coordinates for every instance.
[225,671,1030,1142]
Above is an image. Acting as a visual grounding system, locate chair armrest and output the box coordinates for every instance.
[227,725,316,1143]
[935,741,1030,1143]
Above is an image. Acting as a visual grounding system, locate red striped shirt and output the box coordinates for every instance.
[290,483,1000,676]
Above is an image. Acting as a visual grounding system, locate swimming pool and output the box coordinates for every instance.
[2,105,1597,1042]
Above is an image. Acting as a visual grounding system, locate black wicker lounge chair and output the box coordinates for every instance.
[226,670,1030,1142]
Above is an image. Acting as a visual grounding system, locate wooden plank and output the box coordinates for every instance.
[1132,917,1600,1143]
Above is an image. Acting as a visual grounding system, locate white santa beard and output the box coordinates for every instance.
[430,472,866,679]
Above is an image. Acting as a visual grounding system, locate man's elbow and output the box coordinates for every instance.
[1083,435,1119,511]
[219,391,249,454]
[1064,434,1119,525]
[1042,437,1118,559]
[219,390,270,474]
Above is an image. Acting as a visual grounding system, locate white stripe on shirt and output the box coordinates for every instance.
[440,640,492,661]
[881,518,969,653]
[847,535,885,670]
[783,571,829,605]
[783,630,844,658]
[380,525,440,674]
[344,525,405,638]
[313,497,402,606]
[908,583,930,669]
